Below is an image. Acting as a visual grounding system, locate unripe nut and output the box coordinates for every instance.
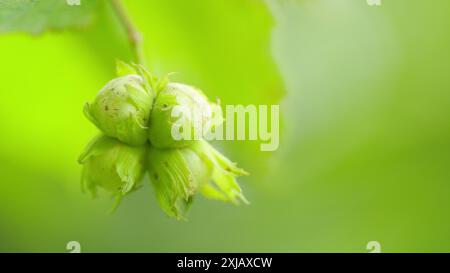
[78,135,146,198]
[84,75,153,146]
[148,83,222,149]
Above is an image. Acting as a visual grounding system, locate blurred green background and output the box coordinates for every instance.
[1,0,450,252]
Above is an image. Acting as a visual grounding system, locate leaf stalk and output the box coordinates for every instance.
[111,0,146,66]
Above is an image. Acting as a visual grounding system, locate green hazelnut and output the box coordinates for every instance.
[148,83,223,149]
[84,74,153,146]
[147,140,247,219]
[78,135,146,210]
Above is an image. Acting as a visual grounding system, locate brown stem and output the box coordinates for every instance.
[111,0,146,66]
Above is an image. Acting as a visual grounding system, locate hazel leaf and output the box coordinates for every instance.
[0,0,99,34]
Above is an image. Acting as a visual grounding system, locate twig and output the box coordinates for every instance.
[111,0,146,66]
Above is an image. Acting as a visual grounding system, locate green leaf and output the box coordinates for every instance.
[0,0,99,34]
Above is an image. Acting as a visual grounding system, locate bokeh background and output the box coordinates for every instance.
[1,0,450,252]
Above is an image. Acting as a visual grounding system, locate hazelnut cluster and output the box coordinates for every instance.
[78,61,247,219]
